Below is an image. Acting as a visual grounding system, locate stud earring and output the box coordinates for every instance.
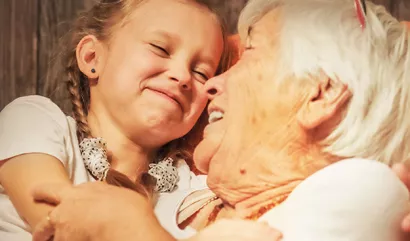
[91,68,96,73]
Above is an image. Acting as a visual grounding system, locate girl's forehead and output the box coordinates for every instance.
[108,0,223,65]
[130,0,212,19]
[120,0,217,36]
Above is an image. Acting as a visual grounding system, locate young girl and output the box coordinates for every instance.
[0,0,231,240]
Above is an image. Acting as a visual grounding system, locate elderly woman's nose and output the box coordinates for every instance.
[205,73,226,100]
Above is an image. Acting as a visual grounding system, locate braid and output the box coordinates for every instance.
[105,170,155,198]
[64,42,154,196]
[66,51,155,198]
[66,53,92,141]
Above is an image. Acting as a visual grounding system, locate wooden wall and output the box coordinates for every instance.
[1,0,409,112]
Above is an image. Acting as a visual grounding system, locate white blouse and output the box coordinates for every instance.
[155,158,410,241]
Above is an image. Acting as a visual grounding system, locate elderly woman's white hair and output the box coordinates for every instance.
[238,0,410,165]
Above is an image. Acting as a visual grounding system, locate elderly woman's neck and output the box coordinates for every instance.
[213,144,336,220]
[225,180,301,219]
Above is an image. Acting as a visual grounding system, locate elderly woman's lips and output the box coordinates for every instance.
[208,111,224,123]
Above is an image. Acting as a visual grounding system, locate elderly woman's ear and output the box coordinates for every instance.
[297,76,352,130]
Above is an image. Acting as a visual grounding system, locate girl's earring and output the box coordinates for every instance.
[90,68,98,85]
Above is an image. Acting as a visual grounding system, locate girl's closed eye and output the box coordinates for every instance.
[193,70,209,84]
[149,43,170,57]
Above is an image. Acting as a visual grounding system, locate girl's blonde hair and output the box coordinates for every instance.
[51,0,232,197]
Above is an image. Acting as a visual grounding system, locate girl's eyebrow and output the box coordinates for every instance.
[150,30,181,45]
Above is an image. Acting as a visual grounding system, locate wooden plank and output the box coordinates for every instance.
[393,0,410,21]
[0,0,39,111]
[38,0,94,114]
[204,0,249,33]
[370,0,410,21]
[371,0,393,9]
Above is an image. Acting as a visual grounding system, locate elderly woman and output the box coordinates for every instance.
[152,0,410,239]
[32,0,410,240]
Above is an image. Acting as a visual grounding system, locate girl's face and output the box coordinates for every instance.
[88,0,224,148]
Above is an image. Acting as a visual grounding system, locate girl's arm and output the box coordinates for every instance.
[0,96,76,230]
[0,153,72,228]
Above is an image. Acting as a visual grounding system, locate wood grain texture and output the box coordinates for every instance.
[38,0,94,113]
[204,0,249,33]
[393,0,410,21]
[371,0,410,20]
[0,0,39,111]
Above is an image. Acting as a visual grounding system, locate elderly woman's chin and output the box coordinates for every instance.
[193,124,225,173]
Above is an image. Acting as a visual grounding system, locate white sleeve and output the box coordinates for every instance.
[0,95,69,166]
[261,158,410,241]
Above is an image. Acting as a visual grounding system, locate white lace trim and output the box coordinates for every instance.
[79,137,180,192]
[148,157,179,192]
[79,137,110,181]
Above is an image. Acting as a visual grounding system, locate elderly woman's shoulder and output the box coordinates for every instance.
[295,158,408,201]
[313,158,404,181]
[286,158,409,230]
[264,159,410,241]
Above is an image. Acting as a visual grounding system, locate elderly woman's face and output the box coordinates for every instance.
[193,11,310,180]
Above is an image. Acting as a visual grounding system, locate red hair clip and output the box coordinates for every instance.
[354,0,367,29]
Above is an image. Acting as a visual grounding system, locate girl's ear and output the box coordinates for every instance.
[76,35,105,79]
